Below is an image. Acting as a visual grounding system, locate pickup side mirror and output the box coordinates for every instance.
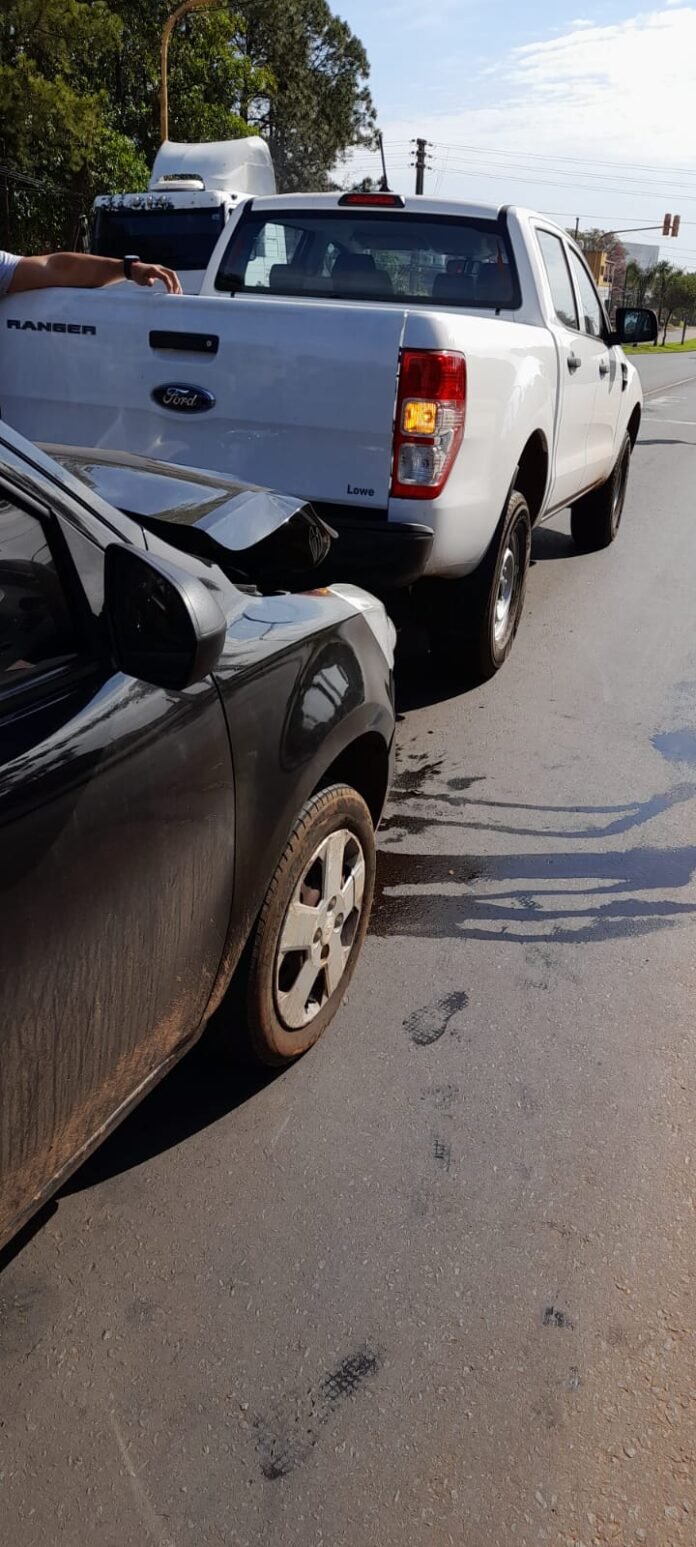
[612,307,658,346]
[104,543,227,690]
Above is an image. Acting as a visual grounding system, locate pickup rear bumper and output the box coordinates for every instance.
[313,511,434,591]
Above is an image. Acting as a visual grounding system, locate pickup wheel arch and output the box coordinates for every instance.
[628,403,641,445]
[514,431,549,524]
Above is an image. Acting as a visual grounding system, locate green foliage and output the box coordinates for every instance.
[235,0,376,191]
[0,0,374,250]
[0,0,148,248]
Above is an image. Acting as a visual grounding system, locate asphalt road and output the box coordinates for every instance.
[3,355,696,1547]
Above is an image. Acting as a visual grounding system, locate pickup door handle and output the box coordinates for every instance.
[149,330,219,355]
[598,357,610,378]
[567,351,582,374]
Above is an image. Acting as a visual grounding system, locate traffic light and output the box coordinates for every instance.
[663,212,672,236]
[672,214,681,239]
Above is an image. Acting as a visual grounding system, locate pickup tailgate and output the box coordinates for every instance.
[0,291,405,507]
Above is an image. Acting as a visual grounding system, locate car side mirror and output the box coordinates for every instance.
[612,307,658,346]
[104,543,227,690]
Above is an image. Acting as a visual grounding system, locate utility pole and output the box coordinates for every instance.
[574,217,580,240]
[160,0,217,145]
[412,138,430,196]
[377,130,390,192]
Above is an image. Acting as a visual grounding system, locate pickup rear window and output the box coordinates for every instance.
[215,209,520,309]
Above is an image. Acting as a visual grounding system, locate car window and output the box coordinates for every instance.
[536,230,579,330]
[568,249,605,339]
[217,210,520,309]
[0,499,79,688]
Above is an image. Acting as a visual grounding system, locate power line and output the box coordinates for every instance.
[429,139,696,181]
[359,138,696,187]
[433,154,696,201]
[0,161,83,203]
[344,147,696,233]
[426,159,696,207]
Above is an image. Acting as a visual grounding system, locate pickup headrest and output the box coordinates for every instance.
[332,252,393,297]
[432,272,479,304]
[476,265,511,306]
[268,264,306,293]
[432,266,510,307]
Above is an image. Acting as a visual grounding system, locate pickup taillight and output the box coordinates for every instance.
[391,349,466,500]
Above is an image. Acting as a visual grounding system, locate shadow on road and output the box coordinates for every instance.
[60,1023,278,1198]
[373,841,696,945]
[377,764,696,946]
[0,1200,58,1278]
[530,526,575,562]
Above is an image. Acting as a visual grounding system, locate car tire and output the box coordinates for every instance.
[429,488,532,684]
[245,784,376,1067]
[570,433,631,552]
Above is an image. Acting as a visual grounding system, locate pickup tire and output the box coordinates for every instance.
[429,489,532,683]
[570,433,631,552]
[245,785,376,1067]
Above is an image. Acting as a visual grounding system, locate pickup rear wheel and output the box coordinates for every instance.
[570,433,631,552]
[429,489,532,683]
[245,784,376,1067]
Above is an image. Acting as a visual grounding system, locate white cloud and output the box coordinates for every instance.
[356,6,696,249]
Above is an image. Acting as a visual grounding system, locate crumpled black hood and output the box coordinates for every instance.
[44,444,332,556]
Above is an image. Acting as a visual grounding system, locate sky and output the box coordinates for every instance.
[337,0,696,265]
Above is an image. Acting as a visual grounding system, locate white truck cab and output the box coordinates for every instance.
[90,137,276,294]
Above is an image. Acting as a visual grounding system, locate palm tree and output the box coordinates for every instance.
[623,259,652,307]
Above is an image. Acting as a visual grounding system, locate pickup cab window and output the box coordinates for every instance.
[568,249,606,339]
[536,230,578,330]
[216,210,520,310]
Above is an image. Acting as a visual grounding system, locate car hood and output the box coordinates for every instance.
[43,444,326,555]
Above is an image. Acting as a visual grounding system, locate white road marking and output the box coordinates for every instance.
[642,416,696,427]
[643,372,696,399]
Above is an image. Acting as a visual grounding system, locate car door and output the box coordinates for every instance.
[535,227,602,512]
[566,245,622,483]
[0,473,235,1247]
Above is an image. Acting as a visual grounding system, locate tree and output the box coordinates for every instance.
[623,259,654,308]
[648,260,680,343]
[0,0,375,251]
[675,272,696,343]
[235,0,376,191]
[0,0,149,249]
[655,269,696,345]
[105,1,269,164]
[574,227,626,266]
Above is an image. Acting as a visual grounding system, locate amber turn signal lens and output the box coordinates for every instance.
[402,399,438,435]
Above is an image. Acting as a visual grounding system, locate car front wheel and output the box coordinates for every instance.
[246,784,376,1066]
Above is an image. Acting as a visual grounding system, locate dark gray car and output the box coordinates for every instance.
[0,426,395,1251]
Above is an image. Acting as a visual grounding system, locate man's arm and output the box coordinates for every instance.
[8,252,182,295]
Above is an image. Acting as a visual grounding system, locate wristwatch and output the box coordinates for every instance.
[123,254,140,281]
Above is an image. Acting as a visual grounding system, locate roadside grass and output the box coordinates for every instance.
[630,339,696,353]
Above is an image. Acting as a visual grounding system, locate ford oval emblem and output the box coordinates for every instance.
[152,383,215,413]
